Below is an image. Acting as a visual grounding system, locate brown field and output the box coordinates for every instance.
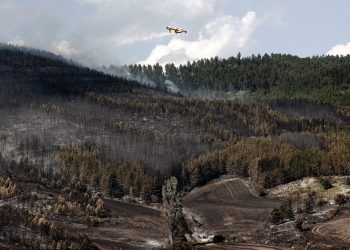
[198,243,286,250]
[182,178,281,237]
[75,199,168,249]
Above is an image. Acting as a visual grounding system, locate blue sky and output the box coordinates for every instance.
[0,0,349,66]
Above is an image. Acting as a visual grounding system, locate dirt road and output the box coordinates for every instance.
[306,208,350,248]
[200,242,286,250]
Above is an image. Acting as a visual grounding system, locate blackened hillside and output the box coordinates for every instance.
[0,47,140,106]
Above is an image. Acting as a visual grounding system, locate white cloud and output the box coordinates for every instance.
[75,0,215,16]
[75,0,114,5]
[327,42,350,56]
[69,0,222,65]
[138,11,257,65]
[7,36,25,46]
[160,0,216,16]
[52,40,78,58]
[1,1,274,66]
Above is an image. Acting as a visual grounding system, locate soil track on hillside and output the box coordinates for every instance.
[311,219,350,243]
[305,206,350,248]
[183,178,281,236]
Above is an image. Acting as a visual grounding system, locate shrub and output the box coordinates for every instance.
[304,191,315,214]
[345,177,350,185]
[84,216,99,227]
[296,206,303,214]
[326,207,340,220]
[319,177,333,190]
[278,199,294,220]
[316,197,327,207]
[213,235,225,243]
[270,207,282,225]
[151,194,159,203]
[335,194,347,205]
[294,216,304,231]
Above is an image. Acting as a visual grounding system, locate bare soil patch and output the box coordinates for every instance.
[183,178,281,236]
[79,199,168,249]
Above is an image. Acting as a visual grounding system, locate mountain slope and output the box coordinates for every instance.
[1,46,350,249]
[0,47,141,106]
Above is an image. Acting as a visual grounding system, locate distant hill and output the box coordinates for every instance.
[0,46,142,106]
[0,42,77,65]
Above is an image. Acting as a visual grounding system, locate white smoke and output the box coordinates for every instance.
[52,40,79,58]
[112,32,171,46]
[100,66,183,93]
[101,66,156,88]
[131,75,157,88]
[165,80,180,93]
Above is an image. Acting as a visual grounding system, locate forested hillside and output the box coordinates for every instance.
[1,47,350,193]
[1,46,350,248]
[107,53,350,106]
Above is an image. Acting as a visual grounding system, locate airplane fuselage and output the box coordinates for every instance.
[166,26,187,34]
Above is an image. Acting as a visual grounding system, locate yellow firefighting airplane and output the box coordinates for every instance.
[166,26,187,34]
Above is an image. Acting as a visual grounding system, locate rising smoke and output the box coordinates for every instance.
[100,65,157,88]
[100,65,181,94]
[164,80,180,93]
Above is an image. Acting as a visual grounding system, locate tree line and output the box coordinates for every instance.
[55,144,162,203]
[183,132,350,193]
[107,53,350,106]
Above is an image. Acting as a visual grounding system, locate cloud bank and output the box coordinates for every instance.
[138,11,257,65]
[327,42,350,56]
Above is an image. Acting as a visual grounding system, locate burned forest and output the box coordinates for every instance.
[1,45,350,249]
